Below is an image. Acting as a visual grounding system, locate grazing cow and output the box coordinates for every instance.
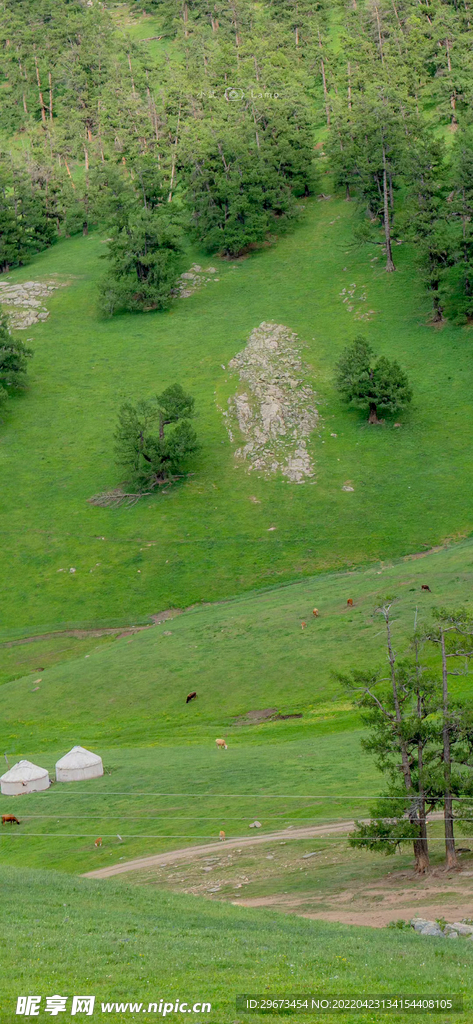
[301,621,307,630]
[347,599,353,606]
[2,815,20,825]
[219,830,226,841]
[186,691,197,704]
[313,608,319,617]
[94,837,102,847]
[421,585,432,592]
[216,738,227,750]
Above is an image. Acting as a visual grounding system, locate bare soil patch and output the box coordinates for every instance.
[0,625,152,647]
[238,869,473,929]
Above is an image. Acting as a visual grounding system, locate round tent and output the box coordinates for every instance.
[55,746,103,783]
[0,759,50,796]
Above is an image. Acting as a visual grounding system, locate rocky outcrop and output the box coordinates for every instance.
[411,917,473,939]
[0,277,70,328]
[172,264,220,299]
[224,322,318,483]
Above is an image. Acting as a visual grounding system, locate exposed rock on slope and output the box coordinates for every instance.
[172,263,220,298]
[0,277,70,328]
[224,322,318,483]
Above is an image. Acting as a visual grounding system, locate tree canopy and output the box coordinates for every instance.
[335,338,412,423]
[0,311,33,406]
[114,385,200,492]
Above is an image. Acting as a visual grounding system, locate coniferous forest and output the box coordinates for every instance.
[1,0,472,319]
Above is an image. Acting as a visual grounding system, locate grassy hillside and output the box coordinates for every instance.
[2,538,473,873]
[2,194,473,637]
[0,865,468,1024]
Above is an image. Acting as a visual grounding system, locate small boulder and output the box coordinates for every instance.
[411,918,430,932]
[447,922,473,936]
[420,923,443,937]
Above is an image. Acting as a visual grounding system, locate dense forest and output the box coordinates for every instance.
[0,0,472,320]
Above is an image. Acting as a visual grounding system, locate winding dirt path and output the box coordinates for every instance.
[0,610,181,647]
[82,821,360,879]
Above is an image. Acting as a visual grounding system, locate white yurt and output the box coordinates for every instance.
[55,746,103,783]
[0,759,50,796]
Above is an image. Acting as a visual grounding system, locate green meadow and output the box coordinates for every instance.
[2,538,473,874]
[3,3,473,1021]
[0,865,469,1024]
[2,195,473,637]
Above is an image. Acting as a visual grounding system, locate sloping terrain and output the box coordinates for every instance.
[1,539,473,874]
[2,196,473,636]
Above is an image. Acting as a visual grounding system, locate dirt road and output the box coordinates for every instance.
[82,820,359,880]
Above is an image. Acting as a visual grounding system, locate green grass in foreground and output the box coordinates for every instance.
[2,195,473,633]
[0,866,469,1024]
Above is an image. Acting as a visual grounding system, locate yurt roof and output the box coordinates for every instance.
[0,759,49,782]
[55,746,102,769]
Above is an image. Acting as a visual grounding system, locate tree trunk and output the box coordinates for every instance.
[318,31,330,127]
[430,272,443,321]
[127,53,136,97]
[384,609,428,873]
[372,0,385,64]
[168,102,182,203]
[441,631,458,869]
[368,402,379,423]
[414,646,430,873]
[64,160,75,189]
[382,142,395,272]
[33,46,47,124]
[413,834,430,873]
[444,38,457,126]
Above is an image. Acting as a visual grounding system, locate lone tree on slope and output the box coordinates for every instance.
[335,337,412,423]
[114,383,200,493]
[0,310,32,407]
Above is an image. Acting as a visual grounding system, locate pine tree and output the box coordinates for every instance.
[335,338,412,423]
[114,385,200,492]
[0,310,33,406]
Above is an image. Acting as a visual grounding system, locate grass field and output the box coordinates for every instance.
[4,8,473,1021]
[2,538,473,874]
[1,865,470,1024]
[2,193,473,637]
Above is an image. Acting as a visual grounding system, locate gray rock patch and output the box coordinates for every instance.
[172,264,220,299]
[0,277,71,328]
[224,322,318,483]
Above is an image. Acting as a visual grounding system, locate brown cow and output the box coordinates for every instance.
[186,691,197,704]
[94,837,102,847]
[2,815,20,825]
[347,599,353,606]
[313,608,319,617]
[219,830,226,841]
[421,585,432,592]
[216,738,227,750]
[301,621,307,630]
